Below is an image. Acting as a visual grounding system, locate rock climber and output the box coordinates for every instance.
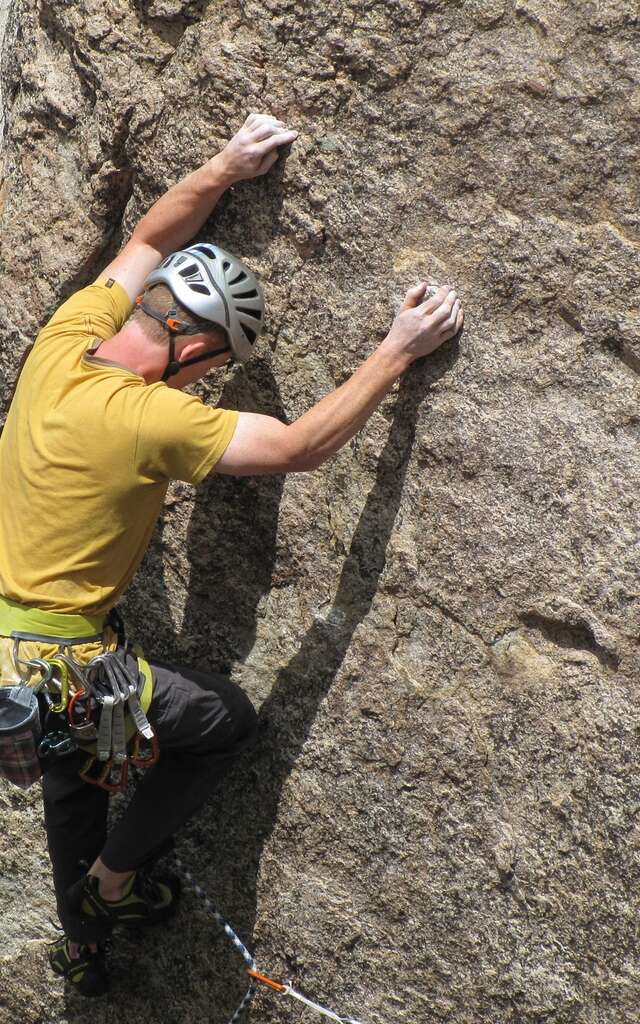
[0,113,463,996]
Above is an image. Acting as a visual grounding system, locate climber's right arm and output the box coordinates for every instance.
[216,284,463,476]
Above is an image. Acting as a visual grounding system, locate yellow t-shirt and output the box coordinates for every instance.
[0,280,238,615]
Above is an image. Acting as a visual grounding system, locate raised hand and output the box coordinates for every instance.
[218,113,299,183]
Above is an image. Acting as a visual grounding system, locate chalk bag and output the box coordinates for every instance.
[0,685,42,788]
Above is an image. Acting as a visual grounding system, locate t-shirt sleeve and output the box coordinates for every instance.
[136,386,239,484]
[34,281,133,350]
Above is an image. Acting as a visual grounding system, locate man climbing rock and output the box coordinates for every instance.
[0,113,463,996]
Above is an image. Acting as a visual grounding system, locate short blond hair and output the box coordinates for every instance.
[130,284,226,347]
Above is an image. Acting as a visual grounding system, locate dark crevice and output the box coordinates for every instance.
[519,612,620,670]
[111,104,136,171]
[557,306,583,333]
[13,105,75,136]
[513,6,549,40]
[600,330,640,377]
[426,596,488,646]
[132,0,208,49]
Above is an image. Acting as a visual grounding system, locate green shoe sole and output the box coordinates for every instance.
[48,937,108,997]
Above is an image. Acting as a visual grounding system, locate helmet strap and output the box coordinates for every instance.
[135,295,231,382]
[162,334,182,382]
[160,337,232,382]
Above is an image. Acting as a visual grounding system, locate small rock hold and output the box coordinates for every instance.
[493,833,517,885]
[148,0,194,16]
[524,78,549,96]
[85,16,111,41]
[317,134,342,153]
[468,0,506,28]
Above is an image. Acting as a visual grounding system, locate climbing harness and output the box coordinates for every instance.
[174,857,365,1024]
[0,638,157,791]
[0,596,157,790]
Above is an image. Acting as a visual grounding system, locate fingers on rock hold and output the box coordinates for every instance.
[431,289,457,323]
[255,130,298,154]
[418,284,450,315]
[403,281,429,309]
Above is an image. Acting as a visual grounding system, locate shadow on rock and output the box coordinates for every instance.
[176,338,460,1011]
[84,341,459,1020]
[178,356,288,670]
[205,145,291,261]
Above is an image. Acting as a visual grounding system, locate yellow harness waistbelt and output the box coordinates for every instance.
[0,594,105,642]
[0,595,153,724]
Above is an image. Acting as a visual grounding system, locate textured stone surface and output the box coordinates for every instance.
[1,1,640,1021]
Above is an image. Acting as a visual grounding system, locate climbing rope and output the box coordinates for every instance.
[174,857,365,1024]
[175,858,257,1024]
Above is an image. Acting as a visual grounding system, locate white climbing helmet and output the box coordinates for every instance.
[144,243,265,363]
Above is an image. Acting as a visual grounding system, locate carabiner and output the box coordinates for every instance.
[24,657,55,691]
[47,658,71,714]
[52,652,88,692]
[130,732,160,769]
[79,755,129,793]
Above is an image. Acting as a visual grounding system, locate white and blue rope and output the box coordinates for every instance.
[174,856,258,1024]
[173,855,367,1024]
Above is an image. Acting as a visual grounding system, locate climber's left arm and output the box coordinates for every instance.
[96,113,298,302]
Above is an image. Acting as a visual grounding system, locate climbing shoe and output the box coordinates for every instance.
[48,936,108,997]
[67,869,181,929]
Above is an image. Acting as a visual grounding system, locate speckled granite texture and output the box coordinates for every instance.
[0,1,639,1021]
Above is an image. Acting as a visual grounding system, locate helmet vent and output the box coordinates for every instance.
[242,325,257,345]
[194,245,216,259]
[234,288,258,299]
[237,306,262,320]
[188,284,210,295]
[228,270,247,286]
[179,264,204,281]
[223,260,231,271]
[174,255,187,266]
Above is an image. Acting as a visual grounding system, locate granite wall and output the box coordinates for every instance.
[1,2,639,1022]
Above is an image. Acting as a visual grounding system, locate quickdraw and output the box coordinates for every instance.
[174,857,365,1024]
[79,651,158,791]
[21,650,158,789]
[67,687,98,744]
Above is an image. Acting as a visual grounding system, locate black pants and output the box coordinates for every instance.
[42,651,258,943]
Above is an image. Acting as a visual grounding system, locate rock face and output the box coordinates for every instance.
[1,1,639,1021]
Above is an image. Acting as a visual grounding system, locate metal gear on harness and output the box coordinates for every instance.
[2,647,158,791]
[67,687,98,744]
[0,603,154,789]
[37,658,79,761]
[78,651,159,792]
